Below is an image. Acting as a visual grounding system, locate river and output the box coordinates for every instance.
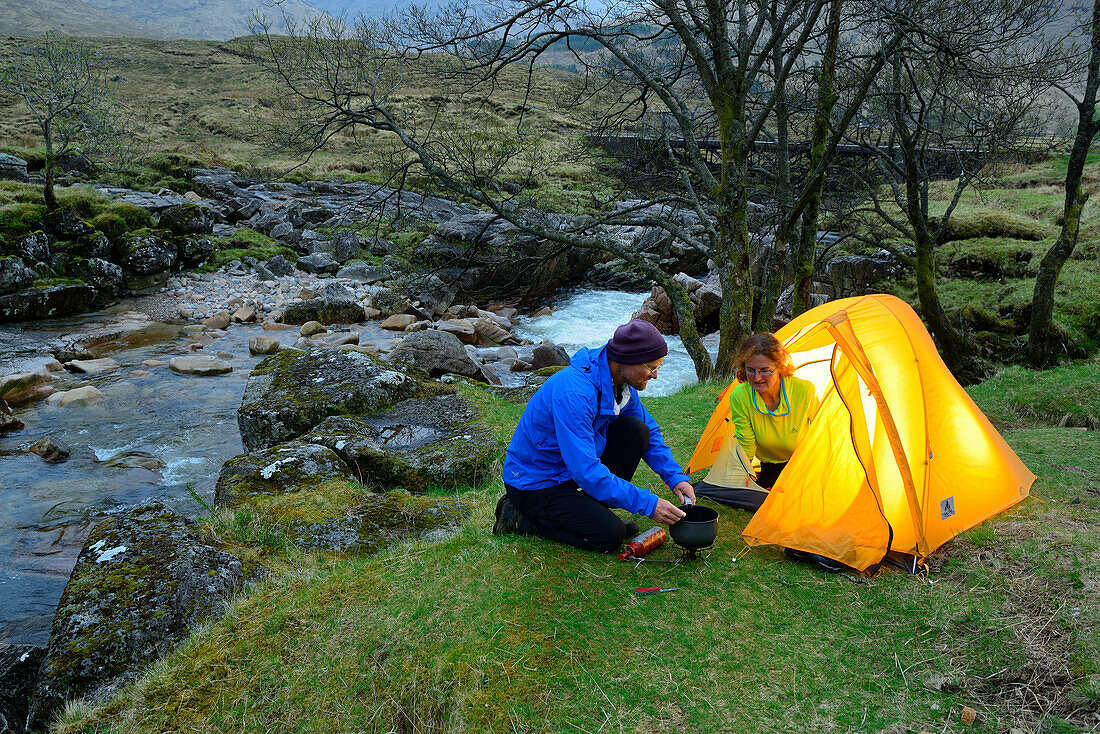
[0,288,706,645]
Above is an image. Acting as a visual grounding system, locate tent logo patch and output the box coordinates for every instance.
[940,496,956,521]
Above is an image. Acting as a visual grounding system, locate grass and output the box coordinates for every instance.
[57,373,1100,734]
[196,227,297,272]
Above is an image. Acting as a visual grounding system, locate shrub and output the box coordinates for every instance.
[90,202,155,239]
[0,202,47,242]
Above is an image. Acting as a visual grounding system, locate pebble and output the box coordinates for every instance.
[140,359,168,367]
[960,706,977,726]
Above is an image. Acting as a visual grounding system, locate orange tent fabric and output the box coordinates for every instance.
[687,294,1034,572]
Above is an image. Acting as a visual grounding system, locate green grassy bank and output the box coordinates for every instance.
[57,363,1100,734]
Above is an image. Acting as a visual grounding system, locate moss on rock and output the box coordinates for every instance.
[237,348,450,451]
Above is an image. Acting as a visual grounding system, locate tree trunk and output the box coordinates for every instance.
[43,120,57,212]
[792,0,842,317]
[754,44,793,332]
[714,110,753,378]
[1027,0,1100,367]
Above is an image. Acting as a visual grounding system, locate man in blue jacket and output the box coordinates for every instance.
[495,320,696,552]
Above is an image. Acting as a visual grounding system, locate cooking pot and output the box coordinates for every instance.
[669,504,718,549]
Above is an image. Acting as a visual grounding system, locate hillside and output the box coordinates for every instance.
[77,0,320,40]
[0,0,179,40]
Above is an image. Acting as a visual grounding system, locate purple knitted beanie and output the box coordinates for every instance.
[606,320,668,364]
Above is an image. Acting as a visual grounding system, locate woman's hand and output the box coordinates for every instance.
[672,481,696,504]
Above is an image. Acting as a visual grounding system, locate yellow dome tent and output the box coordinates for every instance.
[685,294,1034,572]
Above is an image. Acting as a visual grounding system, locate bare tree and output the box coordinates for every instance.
[845,0,1057,379]
[0,33,133,211]
[246,0,915,379]
[1028,0,1100,367]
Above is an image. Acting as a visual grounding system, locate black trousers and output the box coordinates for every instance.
[757,461,787,490]
[505,415,649,553]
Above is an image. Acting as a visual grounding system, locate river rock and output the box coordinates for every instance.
[100,450,165,470]
[140,359,168,367]
[380,314,417,330]
[202,310,231,330]
[159,203,213,236]
[0,284,96,323]
[75,258,124,306]
[278,284,366,326]
[296,252,340,274]
[0,643,44,733]
[0,412,23,432]
[473,317,514,346]
[237,348,427,451]
[313,332,359,348]
[0,370,55,404]
[0,257,37,295]
[29,436,70,463]
[532,341,570,369]
[388,330,486,381]
[231,305,256,323]
[17,231,51,263]
[44,207,94,240]
[410,274,457,316]
[214,441,354,506]
[300,320,327,337]
[437,319,478,345]
[0,153,28,182]
[301,393,496,492]
[121,234,177,290]
[266,254,295,277]
[56,386,107,407]
[168,356,233,375]
[336,262,390,284]
[248,335,280,355]
[66,357,120,375]
[26,503,246,729]
[177,236,218,268]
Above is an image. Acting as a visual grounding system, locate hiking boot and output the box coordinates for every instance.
[493,495,523,535]
[622,518,639,539]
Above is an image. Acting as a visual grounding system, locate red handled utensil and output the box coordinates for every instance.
[634,587,679,595]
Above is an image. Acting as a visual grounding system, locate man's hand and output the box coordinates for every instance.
[651,497,686,525]
[672,481,696,504]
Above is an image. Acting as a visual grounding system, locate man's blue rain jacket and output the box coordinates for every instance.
[502,345,692,517]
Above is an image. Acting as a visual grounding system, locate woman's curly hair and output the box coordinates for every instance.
[731,333,795,382]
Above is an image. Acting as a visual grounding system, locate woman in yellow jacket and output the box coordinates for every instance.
[728,333,819,489]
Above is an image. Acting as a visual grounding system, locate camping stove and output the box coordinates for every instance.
[671,543,712,566]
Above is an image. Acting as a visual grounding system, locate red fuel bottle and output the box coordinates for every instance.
[618,526,666,560]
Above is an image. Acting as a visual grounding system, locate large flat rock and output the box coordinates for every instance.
[237,348,445,452]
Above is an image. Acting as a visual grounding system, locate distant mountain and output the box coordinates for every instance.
[0,0,180,39]
[78,0,322,40]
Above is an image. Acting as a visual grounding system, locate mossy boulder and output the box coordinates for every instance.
[0,256,36,295]
[288,489,469,554]
[27,503,246,730]
[237,349,439,451]
[301,394,498,492]
[120,233,177,290]
[158,203,213,236]
[0,284,95,323]
[0,643,43,731]
[214,441,355,507]
[277,281,367,325]
[43,207,94,240]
